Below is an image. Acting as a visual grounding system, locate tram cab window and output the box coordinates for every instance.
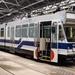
[64,27,75,42]
[59,25,65,41]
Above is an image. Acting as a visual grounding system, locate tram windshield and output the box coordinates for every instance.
[64,25,75,42]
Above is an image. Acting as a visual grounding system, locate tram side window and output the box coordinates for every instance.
[7,27,10,37]
[1,28,4,37]
[35,24,38,38]
[15,25,21,37]
[11,27,14,39]
[44,25,51,38]
[40,25,51,38]
[51,22,57,42]
[29,23,34,38]
[40,25,43,37]
[22,24,28,37]
[53,26,57,42]
[59,25,65,40]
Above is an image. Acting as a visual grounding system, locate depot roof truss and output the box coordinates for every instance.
[0,0,75,23]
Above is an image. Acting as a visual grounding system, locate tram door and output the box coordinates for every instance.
[51,21,58,62]
[39,21,51,61]
[10,26,15,53]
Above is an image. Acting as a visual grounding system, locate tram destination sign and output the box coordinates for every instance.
[66,19,75,25]
[66,13,75,19]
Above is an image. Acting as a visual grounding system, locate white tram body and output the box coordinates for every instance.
[0,10,75,63]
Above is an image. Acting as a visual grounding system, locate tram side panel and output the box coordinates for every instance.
[13,23,38,59]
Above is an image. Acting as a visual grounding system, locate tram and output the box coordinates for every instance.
[0,10,75,63]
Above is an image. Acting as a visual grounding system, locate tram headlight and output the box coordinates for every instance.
[73,48,75,52]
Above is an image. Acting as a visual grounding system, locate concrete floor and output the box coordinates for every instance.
[0,51,75,75]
